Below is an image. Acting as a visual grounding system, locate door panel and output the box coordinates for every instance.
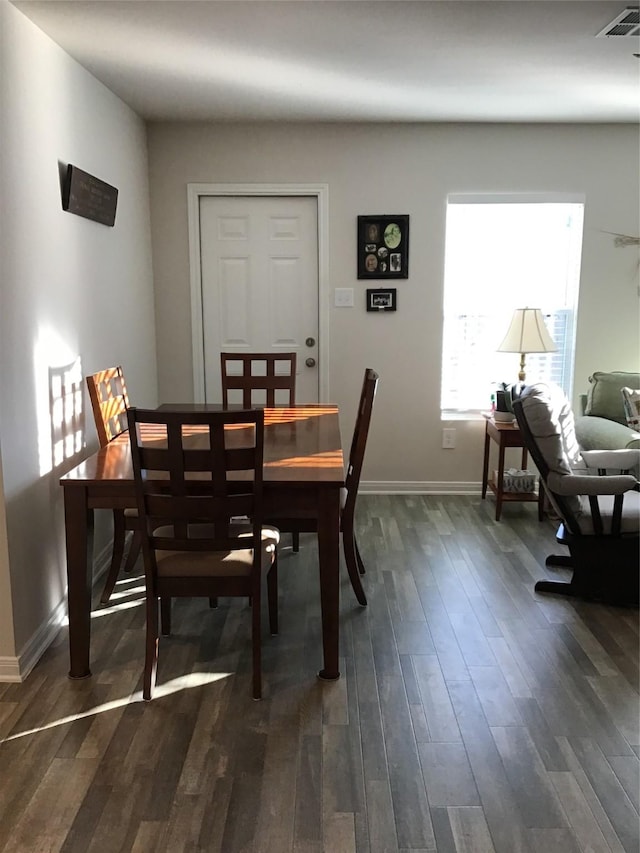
[201,195,319,404]
[270,257,301,344]
[219,259,251,345]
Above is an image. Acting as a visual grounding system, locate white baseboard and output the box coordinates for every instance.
[0,541,112,683]
[0,656,22,682]
[360,480,481,495]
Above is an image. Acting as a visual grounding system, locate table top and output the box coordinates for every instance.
[60,404,345,488]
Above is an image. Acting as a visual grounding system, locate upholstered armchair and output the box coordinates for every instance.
[575,371,640,452]
[513,382,640,605]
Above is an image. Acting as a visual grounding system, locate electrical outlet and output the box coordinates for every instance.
[442,428,456,449]
[334,287,354,307]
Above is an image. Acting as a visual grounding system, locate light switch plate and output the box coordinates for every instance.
[442,428,456,449]
[334,288,354,307]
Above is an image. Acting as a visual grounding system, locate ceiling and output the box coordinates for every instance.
[11,0,640,123]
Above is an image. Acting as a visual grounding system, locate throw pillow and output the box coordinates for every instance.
[585,371,640,425]
[621,387,640,432]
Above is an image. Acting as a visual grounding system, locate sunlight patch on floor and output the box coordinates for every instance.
[1,672,232,743]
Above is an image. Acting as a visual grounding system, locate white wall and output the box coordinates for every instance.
[0,1,157,677]
[147,122,640,489]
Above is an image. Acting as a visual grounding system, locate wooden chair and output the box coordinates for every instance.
[220,352,297,408]
[127,406,279,700]
[221,351,299,551]
[513,382,640,605]
[266,368,379,606]
[86,366,141,603]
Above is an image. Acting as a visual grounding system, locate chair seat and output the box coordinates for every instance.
[575,491,640,535]
[155,526,280,576]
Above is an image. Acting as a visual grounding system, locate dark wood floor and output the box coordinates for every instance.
[1,495,638,853]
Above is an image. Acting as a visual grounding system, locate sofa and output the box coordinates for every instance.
[575,371,640,452]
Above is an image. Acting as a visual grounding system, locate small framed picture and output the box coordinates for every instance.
[366,288,397,312]
[358,215,409,279]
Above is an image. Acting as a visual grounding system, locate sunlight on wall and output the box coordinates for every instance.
[50,359,84,469]
[34,329,84,476]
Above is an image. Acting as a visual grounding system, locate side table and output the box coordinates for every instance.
[481,413,545,522]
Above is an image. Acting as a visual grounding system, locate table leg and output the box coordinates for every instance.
[316,488,341,680]
[481,427,490,499]
[63,486,94,678]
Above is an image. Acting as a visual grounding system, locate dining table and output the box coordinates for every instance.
[59,404,345,681]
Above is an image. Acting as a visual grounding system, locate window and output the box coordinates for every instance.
[441,196,584,415]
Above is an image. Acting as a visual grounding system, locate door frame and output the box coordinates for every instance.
[187,182,330,403]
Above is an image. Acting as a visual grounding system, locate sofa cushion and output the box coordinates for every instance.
[575,415,640,451]
[585,371,640,425]
[621,387,640,432]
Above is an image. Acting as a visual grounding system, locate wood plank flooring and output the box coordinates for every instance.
[1,495,638,852]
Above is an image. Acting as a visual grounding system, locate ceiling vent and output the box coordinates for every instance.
[596,7,640,37]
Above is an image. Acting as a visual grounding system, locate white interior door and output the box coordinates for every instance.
[200,195,319,404]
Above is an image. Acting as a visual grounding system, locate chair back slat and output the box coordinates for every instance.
[344,369,379,511]
[86,365,130,446]
[221,352,297,407]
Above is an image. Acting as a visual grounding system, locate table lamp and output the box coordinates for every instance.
[497,308,557,384]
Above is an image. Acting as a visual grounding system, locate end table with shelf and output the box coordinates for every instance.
[481,413,545,522]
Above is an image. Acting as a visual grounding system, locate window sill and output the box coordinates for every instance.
[441,411,488,422]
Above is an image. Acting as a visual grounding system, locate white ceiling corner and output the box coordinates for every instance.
[10,0,640,123]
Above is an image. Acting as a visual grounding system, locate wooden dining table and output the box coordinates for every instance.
[60,404,345,681]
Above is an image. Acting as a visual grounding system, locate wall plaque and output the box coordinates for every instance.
[62,165,118,226]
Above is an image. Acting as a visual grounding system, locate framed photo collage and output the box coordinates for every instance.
[357,214,409,312]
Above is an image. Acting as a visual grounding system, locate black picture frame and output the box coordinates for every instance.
[358,215,409,279]
[366,288,397,312]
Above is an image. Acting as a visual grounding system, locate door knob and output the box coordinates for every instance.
[305,357,316,368]
[305,337,316,347]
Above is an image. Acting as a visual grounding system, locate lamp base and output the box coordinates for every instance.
[518,353,526,384]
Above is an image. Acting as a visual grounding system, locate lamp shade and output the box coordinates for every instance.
[497,308,557,354]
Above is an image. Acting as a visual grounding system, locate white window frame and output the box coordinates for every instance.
[441,193,584,419]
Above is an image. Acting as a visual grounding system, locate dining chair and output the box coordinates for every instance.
[266,368,379,606]
[127,406,279,700]
[221,351,300,551]
[86,365,141,603]
[220,352,297,408]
